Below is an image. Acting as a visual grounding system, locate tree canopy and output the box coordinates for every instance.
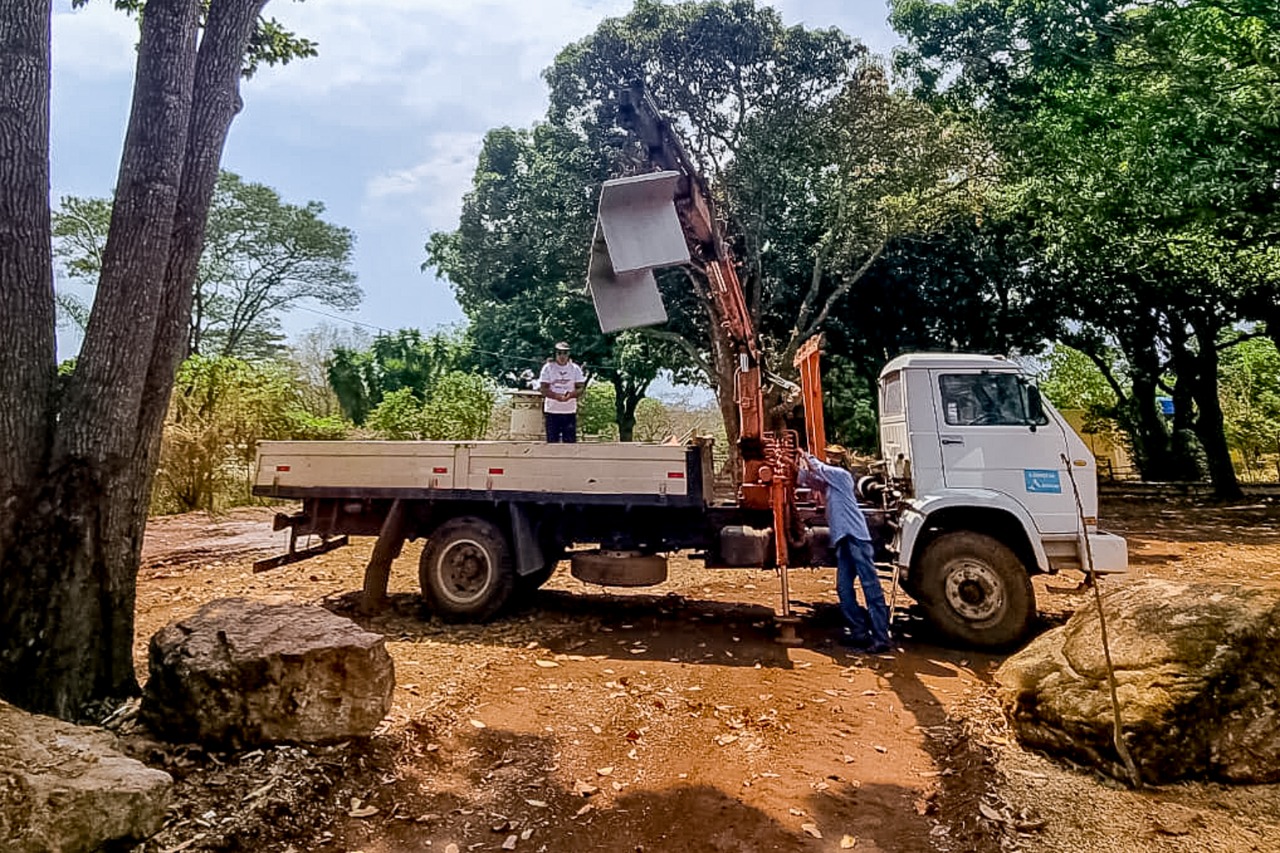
[891,0,1280,495]
[54,170,360,359]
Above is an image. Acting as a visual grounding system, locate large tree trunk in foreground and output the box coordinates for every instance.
[0,0,268,720]
[0,0,57,581]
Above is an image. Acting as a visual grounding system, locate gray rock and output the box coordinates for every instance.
[995,579,1280,784]
[0,700,172,853]
[141,598,394,747]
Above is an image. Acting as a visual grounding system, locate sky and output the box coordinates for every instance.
[50,0,903,391]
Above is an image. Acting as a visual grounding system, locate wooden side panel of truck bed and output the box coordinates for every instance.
[253,440,706,502]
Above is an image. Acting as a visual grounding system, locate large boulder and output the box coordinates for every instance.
[995,579,1280,784]
[0,700,172,853]
[142,598,394,747]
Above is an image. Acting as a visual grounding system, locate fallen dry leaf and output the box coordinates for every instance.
[501,834,518,850]
[801,823,823,839]
[596,766,614,777]
[524,799,547,808]
[534,659,560,668]
[469,719,487,729]
[840,835,857,848]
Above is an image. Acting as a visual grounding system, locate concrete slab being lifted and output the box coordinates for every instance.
[587,171,690,334]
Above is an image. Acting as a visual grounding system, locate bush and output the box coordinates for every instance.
[366,372,496,441]
[152,356,350,514]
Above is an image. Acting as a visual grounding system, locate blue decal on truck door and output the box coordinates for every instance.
[1024,469,1062,494]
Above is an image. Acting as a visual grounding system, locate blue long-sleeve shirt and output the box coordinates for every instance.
[797,454,871,545]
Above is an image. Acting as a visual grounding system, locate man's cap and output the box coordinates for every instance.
[554,341,570,352]
[824,444,848,458]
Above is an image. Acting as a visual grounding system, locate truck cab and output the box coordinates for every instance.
[876,353,1128,646]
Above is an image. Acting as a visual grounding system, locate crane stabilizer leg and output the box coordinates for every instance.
[587,171,690,333]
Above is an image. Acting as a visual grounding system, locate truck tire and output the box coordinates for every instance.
[916,531,1034,648]
[419,516,515,622]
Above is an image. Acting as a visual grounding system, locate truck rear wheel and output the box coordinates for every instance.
[916,531,1034,648]
[419,516,514,621]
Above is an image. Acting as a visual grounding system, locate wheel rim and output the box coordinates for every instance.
[436,538,494,606]
[941,557,1005,623]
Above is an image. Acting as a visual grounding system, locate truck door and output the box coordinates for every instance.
[931,370,1076,534]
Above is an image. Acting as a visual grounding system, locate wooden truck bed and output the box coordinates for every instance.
[252,440,713,507]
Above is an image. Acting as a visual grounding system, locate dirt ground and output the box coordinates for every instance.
[122,497,1280,853]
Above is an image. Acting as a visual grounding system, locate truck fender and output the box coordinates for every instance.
[897,489,1049,574]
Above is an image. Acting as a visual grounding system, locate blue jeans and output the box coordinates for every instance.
[545,412,577,443]
[835,537,891,646]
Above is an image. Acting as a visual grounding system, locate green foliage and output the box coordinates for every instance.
[1039,343,1122,427]
[328,329,469,426]
[365,373,496,441]
[819,356,880,455]
[52,171,359,358]
[892,0,1280,493]
[154,355,348,513]
[420,372,497,441]
[198,171,358,357]
[631,398,672,443]
[1219,337,1280,479]
[365,388,426,441]
[577,383,620,440]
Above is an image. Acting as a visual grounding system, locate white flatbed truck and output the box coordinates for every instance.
[253,352,1128,649]
[254,86,1127,648]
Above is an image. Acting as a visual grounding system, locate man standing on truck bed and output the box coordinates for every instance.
[798,447,893,654]
[539,341,586,443]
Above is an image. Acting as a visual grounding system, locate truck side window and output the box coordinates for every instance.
[881,371,903,416]
[939,374,1049,427]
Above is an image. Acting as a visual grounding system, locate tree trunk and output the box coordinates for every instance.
[1191,323,1243,501]
[0,0,57,558]
[0,0,201,718]
[1118,333,1171,481]
[611,375,650,443]
[1167,327,1202,482]
[0,0,269,720]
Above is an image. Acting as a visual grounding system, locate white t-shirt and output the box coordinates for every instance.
[539,359,585,414]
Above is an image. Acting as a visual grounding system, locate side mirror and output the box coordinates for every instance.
[1026,385,1044,430]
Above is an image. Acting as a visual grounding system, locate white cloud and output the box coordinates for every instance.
[254,0,630,117]
[51,0,139,80]
[363,131,483,231]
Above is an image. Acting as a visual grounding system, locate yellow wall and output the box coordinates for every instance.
[1059,409,1135,479]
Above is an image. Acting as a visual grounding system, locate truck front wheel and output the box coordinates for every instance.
[916,531,1034,648]
[419,516,515,621]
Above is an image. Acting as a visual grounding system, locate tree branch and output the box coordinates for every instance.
[637,328,712,385]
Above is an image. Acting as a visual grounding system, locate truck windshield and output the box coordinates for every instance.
[939,373,1049,427]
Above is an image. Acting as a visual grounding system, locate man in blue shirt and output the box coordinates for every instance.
[797,447,893,654]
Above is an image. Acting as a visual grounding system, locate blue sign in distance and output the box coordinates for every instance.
[1024,469,1062,494]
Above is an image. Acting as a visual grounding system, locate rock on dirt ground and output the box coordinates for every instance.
[142,598,395,748]
[997,579,1280,785]
[118,497,1280,852]
[0,699,172,853]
